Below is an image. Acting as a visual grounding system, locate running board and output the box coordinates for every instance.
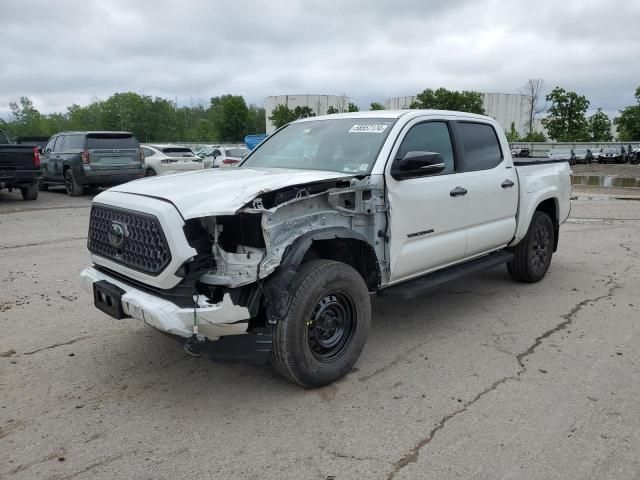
[379,251,513,299]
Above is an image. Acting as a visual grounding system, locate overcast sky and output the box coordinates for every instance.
[2,0,639,118]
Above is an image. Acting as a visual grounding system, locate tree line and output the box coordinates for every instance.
[269,81,640,142]
[3,83,640,143]
[0,92,266,143]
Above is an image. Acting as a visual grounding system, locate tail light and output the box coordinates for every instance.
[80,149,90,164]
[139,149,144,163]
[32,147,40,167]
[222,158,240,165]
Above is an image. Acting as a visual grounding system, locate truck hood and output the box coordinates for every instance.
[107,167,353,219]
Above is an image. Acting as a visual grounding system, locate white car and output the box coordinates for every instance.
[141,144,204,176]
[82,110,571,387]
[211,147,250,168]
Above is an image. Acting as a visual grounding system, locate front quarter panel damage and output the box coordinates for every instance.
[196,176,388,318]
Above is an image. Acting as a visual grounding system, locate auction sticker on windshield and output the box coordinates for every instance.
[348,124,389,133]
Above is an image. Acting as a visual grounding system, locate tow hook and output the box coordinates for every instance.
[184,292,205,356]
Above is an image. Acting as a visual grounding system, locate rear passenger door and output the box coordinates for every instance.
[453,121,518,257]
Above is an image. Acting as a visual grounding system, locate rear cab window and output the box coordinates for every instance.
[225,148,249,158]
[161,147,194,157]
[87,133,139,149]
[455,122,503,171]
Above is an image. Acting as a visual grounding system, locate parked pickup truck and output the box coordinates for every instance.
[0,129,41,200]
[81,110,571,387]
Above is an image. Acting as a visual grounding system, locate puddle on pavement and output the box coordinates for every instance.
[573,175,640,188]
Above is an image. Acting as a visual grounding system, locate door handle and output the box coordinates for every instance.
[450,186,468,197]
[501,179,514,188]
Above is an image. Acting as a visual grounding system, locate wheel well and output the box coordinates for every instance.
[302,238,380,292]
[535,198,559,252]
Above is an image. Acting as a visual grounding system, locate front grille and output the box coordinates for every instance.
[88,205,171,275]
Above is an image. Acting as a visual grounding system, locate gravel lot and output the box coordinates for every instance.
[1,183,640,479]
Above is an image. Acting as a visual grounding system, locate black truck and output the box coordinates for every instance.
[0,129,42,200]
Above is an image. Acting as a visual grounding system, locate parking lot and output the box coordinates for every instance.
[1,182,640,479]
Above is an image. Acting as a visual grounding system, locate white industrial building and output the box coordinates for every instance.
[264,94,349,133]
[385,93,532,135]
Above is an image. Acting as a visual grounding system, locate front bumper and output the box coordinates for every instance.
[80,266,250,339]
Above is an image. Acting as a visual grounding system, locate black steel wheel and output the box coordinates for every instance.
[507,211,555,283]
[307,292,356,363]
[271,259,371,388]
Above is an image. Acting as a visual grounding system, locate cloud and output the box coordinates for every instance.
[1,0,639,117]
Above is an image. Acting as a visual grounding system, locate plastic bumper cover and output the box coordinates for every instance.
[80,266,250,339]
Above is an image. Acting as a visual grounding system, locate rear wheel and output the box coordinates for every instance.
[20,184,38,200]
[507,211,554,283]
[270,259,371,388]
[145,168,157,177]
[64,169,83,197]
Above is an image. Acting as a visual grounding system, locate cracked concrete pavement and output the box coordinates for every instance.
[1,187,639,479]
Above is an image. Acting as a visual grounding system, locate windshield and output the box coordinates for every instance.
[242,118,396,173]
[602,148,617,154]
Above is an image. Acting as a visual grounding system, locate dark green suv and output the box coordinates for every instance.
[39,131,145,196]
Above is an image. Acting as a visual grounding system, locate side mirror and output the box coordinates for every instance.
[391,151,445,180]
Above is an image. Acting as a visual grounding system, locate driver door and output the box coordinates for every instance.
[386,119,469,283]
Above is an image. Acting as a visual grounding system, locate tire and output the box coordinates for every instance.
[38,180,48,191]
[64,169,83,197]
[20,183,38,201]
[507,211,555,283]
[270,259,371,388]
[145,168,157,177]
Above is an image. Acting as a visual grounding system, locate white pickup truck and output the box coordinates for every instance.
[81,110,571,387]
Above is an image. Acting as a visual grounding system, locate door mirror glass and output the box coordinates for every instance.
[392,151,445,179]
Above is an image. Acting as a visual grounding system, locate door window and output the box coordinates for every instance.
[44,137,56,153]
[53,136,64,152]
[142,147,155,157]
[63,135,85,150]
[456,122,503,171]
[395,122,455,175]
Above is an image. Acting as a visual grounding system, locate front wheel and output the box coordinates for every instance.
[270,259,371,388]
[507,211,555,283]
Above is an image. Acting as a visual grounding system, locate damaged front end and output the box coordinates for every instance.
[183,174,388,333]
